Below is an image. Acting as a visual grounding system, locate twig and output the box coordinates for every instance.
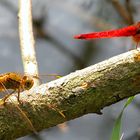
[18,0,39,86]
[125,0,134,24]
[111,0,133,25]
[1,49,140,139]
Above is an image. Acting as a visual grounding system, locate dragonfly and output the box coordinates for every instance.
[74,21,140,48]
[0,72,37,133]
[0,72,63,134]
[0,72,61,103]
[0,72,34,103]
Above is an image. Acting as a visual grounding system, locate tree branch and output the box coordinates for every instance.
[1,49,140,139]
[18,0,39,86]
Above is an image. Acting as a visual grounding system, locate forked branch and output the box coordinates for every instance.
[1,50,140,139]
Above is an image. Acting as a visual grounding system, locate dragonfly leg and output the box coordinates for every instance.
[136,42,139,49]
[1,89,22,105]
[17,88,22,104]
[0,90,15,105]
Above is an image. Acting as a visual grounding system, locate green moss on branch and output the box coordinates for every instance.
[1,50,140,139]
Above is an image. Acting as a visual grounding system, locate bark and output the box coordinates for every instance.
[18,0,39,86]
[1,49,140,139]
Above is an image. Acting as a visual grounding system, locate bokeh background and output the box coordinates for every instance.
[0,0,140,140]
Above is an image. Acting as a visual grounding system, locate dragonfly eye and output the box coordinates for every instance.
[136,29,140,34]
[24,80,34,90]
[22,76,34,90]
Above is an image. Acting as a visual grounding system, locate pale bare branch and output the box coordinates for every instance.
[18,0,39,87]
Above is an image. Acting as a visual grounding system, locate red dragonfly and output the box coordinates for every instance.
[74,22,140,48]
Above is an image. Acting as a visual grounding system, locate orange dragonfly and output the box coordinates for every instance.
[0,72,34,103]
[0,72,62,134]
[0,72,61,103]
[74,21,140,48]
[0,72,37,133]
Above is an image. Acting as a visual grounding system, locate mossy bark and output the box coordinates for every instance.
[1,50,140,139]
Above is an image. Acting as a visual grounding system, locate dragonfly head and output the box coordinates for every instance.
[132,22,140,45]
[22,75,34,90]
